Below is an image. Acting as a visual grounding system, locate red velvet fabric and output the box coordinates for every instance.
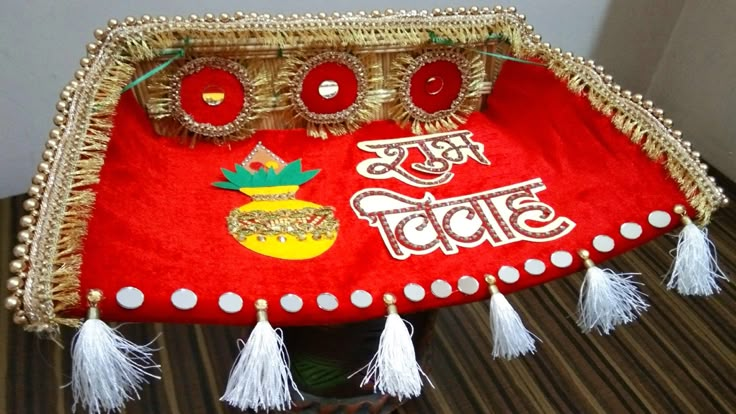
[180,67,245,126]
[300,62,358,114]
[77,61,689,326]
[409,60,463,113]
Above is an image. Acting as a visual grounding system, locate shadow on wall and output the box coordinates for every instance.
[590,0,685,94]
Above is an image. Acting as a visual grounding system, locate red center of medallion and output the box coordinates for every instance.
[409,60,463,114]
[180,67,245,126]
[300,62,359,114]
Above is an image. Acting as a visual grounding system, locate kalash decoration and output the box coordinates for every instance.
[4,6,730,414]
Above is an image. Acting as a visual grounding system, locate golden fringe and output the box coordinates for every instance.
[543,53,718,223]
[274,51,383,139]
[49,57,135,329]
[388,49,485,135]
[145,56,271,145]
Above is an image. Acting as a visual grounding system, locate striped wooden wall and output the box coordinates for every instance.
[1,185,734,413]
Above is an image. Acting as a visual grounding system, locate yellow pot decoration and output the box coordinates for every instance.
[214,146,339,260]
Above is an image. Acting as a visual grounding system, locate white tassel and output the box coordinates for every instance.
[358,293,431,401]
[221,299,302,412]
[577,250,649,335]
[485,275,537,359]
[666,205,728,296]
[70,290,161,414]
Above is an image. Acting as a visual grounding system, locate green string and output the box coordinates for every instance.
[121,38,190,93]
[427,31,545,66]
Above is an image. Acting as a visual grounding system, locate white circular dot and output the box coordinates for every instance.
[350,290,373,308]
[648,210,672,228]
[431,280,452,299]
[116,287,144,310]
[218,292,243,314]
[550,250,573,268]
[280,294,303,313]
[524,259,546,276]
[171,288,197,310]
[620,222,643,240]
[592,235,615,253]
[403,283,426,302]
[457,276,480,295]
[316,293,338,311]
[498,266,520,284]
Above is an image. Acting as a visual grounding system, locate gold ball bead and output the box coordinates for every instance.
[9,260,24,274]
[653,108,664,117]
[31,173,46,185]
[643,100,653,109]
[518,13,526,21]
[632,93,643,102]
[673,204,686,214]
[604,75,613,83]
[249,12,258,18]
[75,69,86,80]
[470,6,479,13]
[13,313,27,325]
[141,15,152,22]
[12,244,27,257]
[204,13,214,20]
[508,6,517,13]
[37,162,50,174]
[663,118,673,127]
[220,13,230,21]
[722,197,729,206]
[385,8,395,15]
[622,90,632,98]
[93,28,105,40]
[525,24,534,32]
[4,296,20,310]
[255,298,268,310]
[108,19,119,28]
[173,15,183,22]
[53,115,65,126]
[532,34,542,43]
[691,151,700,159]
[189,14,199,21]
[55,101,67,112]
[23,198,38,211]
[86,43,98,54]
[432,8,441,15]
[46,140,58,150]
[493,5,503,12]
[42,149,54,161]
[87,289,103,303]
[49,129,62,139]
[577,249,591,259]
[700,163,708,171]
[69,80,79,89]
[234,11,245,19]
[60,90,72,101]
[80,57,91,67]
[19,215,34,228]
[27,185,42,198]
[383,293,396,305]
[682,140,691,148]
[18,231,31,243]
[317,12,326,18]
[6,277,22,291]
